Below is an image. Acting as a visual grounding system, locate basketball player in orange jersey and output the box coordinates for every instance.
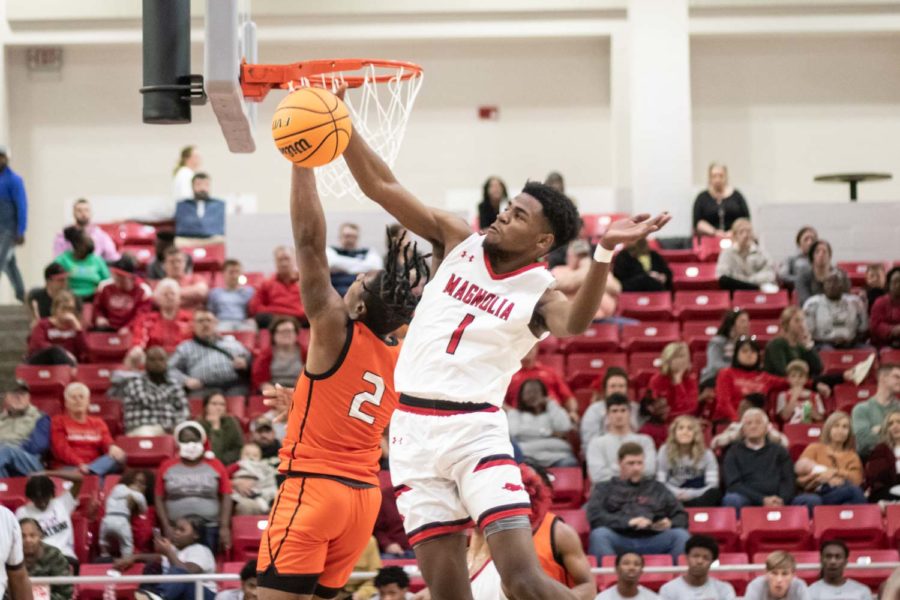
[256,165,429,600]
[340,114,669,600]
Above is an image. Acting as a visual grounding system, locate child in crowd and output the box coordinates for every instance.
[99,470,148,557]
[230,443,278,515]
[775,360,825,424]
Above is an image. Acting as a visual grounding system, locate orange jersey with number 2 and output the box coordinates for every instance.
[278,320,400,486]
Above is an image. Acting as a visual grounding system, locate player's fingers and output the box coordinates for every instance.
[630,213,651,224]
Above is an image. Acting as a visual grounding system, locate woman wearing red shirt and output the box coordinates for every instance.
[50,382,125,475]
[648,341,699,419]
[128,278,193,364]
[713,337,788,423]
[26,290,87,365]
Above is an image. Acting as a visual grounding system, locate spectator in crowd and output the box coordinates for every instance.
[505,343,578,420]
[92,255,153,333]
[659,535,736,599]
[25,263,80,325]
[715,218,777,292]
[208,259,256,332]
[339,536,381,600]
[172,145,201,204]
[764,306,823,377]
[374,481,413,560]
[248,246,304,328]
[864,262,887,310]
[692,162,750,239]
[250,317,304,393]
[169,310,252,395]
[791,411,865,510]
[249,417,281,468]
[507,379,577,468]
[551,239,621,320]
[0,380,49,477]
[648,342,698,419]
[713,337,788,423]
[0,145,27,303]
[214,559,257,600]
[174,172,226,243]
[586,394,657,484]
[161,246,208,309]
[15,471,81,563]
[722,408,795,510]
[638,394,670,448]
[796,240,848,307]
[128,278,194,358]
[656,415,721,507]
[146,231,194,280]
[596,552,659,600]
[612,238,673,292]
[53,226,110,300]
[803,271,869,349]
[199,391,244,465]
[851,363,900,458]
[863,410,900,502]
[50,382,124,475]
[775,360,825,425]
[477,175,508,231]
[155,421,232,553]
[779,226,817,288]
[325,222,384,296]
[99,469,148,558]
[372,566,414,600]
[118,515,218,600]
[581,368,639,451]
[744,551,809,600]
[26,290,86,366]
[19,518,72,600]
[871,266,900,348]
[701,308,751,386]
[52,198,120,262]
[122,345,189,437]
[587,442,689,562]
[711,393,790,452]
[230,443,277,516]
[809,539,870,599]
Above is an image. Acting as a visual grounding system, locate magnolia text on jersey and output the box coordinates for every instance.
[443,273,515,321]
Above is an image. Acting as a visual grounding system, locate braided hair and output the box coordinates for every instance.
[360,231,431,337]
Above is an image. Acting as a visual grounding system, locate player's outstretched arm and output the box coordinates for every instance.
[555,521,597,600]
[537,212,671,337]
[342,129,470,255]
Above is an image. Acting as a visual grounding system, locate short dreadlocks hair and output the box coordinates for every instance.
[360,231,431,337]
[522,181,581,251]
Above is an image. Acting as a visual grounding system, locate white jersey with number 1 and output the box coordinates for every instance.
[394,233,556,406]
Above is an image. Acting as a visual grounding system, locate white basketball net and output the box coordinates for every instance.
[291,63,424,201]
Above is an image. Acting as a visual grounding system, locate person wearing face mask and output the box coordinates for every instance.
[155,421,232,554]
[53,225,110,300]
[174,172,226,244]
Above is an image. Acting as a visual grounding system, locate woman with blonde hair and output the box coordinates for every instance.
[692,162,750,239]
[649,342,699,418]
[864,410,900,502]
[764,306,823,377]
[172,145,201,201]
[791,411,866,510]
[655,415,721,507]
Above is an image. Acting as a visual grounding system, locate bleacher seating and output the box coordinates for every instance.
[740,506,810,556]
[565,353,626,390]
[686,507,739,551]
[671,263,718,291]
[674,291,730,322]
[85,331,132,363]
[15,364,72,396]
[812,504,885,549]
[75,363,119,394]
[114,435,176,468]
[833,383,876,413]
[782,423,823,460]
[231,515,268,561]
[848,549,899,589]
[732,290,789,319]
[820,349,876,379]
[682,320,720,353]
[547,467,583,509]
[561,323,619,354]
[620,321,679,352]
[618,292,674,321]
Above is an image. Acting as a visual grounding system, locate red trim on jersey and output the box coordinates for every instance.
[478,507,533,529]
[408,519,474,546]
[397,404,500,417]
[393,484,411,498]
[481,245,546,281]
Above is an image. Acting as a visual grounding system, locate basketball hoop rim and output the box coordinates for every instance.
[241,58,424,101]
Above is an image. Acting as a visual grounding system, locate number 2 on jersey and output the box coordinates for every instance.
[446,313,475,355]
[349,371,385,425]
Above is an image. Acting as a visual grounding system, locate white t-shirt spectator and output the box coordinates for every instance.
[807,578,870,599]
[173,166,195,202]
[744,576,809,600]
[15,493,76,560]
[597,585,659,599]
[163,542,217,592]
[0,506,24,598]
[659,576,736,599]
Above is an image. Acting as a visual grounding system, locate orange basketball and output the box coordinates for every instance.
[271,87,352,167]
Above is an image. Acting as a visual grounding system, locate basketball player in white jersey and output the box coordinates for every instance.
[341,118,669,600]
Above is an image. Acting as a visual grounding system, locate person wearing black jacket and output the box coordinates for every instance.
[612,238,673,292]
[586,441,689,562]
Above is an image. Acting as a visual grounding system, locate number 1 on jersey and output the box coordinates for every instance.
[446,314,475,355]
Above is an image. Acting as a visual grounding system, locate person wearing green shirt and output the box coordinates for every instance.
[200,391,244,465]
[54,226,110,299]
[763,307,823,376]
[20,517,73,600]
[852,364,900,458]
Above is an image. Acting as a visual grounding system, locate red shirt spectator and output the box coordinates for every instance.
[505,346,574,410]
[714,367,787,422]
[50,383,117,469]
[27,291,86,363]
[648,372,699,418]
[871,267,900,348]
[248,246,305,322]
[93,258,152,331]
[160,247,208,309]
[374,481,411,556]
[130,279,193,353]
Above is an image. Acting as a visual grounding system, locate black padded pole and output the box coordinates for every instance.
[142,0,192,124]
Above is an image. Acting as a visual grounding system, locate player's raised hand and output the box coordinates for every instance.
[262,383,293,422]
[598,212,672,250]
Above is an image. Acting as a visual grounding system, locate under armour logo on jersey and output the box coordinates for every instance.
[460,250,474,262]
[502,482,524,492]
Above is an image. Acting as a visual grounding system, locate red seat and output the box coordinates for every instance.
[565,353,627,391]
[657,248,698,263]
[732,290,789,319]
[880,348,900,364]
[119,222,157,246]
[561,323,619,354]
[740,506,810,556]
[121,245,154,267]
[752,551,821,585]
[85,331,132,362]
[628,352,662,390]
[686,507,739,551]
[49,474,100,510]
[225,330,257,353]
[15,364,72,396]
[674,291,730,322]
[819,350,876,379]
[555,508,590,550]
[76,563,145,600]
[88,399,124,436]
[188,244,226,272]
[600,555,671,592]
[75,363,120,394]
[692,350,708,373]
[538,335,560,355]
[838,261,882,287]
[247,395,268,420]
[220,561,246,590]
[541,353,565,375]
[694,236,729,262]
[887,504,900,547]
[381,558,427,593]
[682,320,720,353]
[0,478,29,511]
[231,515,268,561]
[813,504,886,549]
[833,383,877,413]
[679,552,749,595]
[782,423,824,461]
[618,292,674,321]
[114,435,176,467]
[671,263,718,291]
[847,549,899,590]
[620,321,680,353]
[548,467,583,509]
[31,396,62,416]
[748,320,780,348]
